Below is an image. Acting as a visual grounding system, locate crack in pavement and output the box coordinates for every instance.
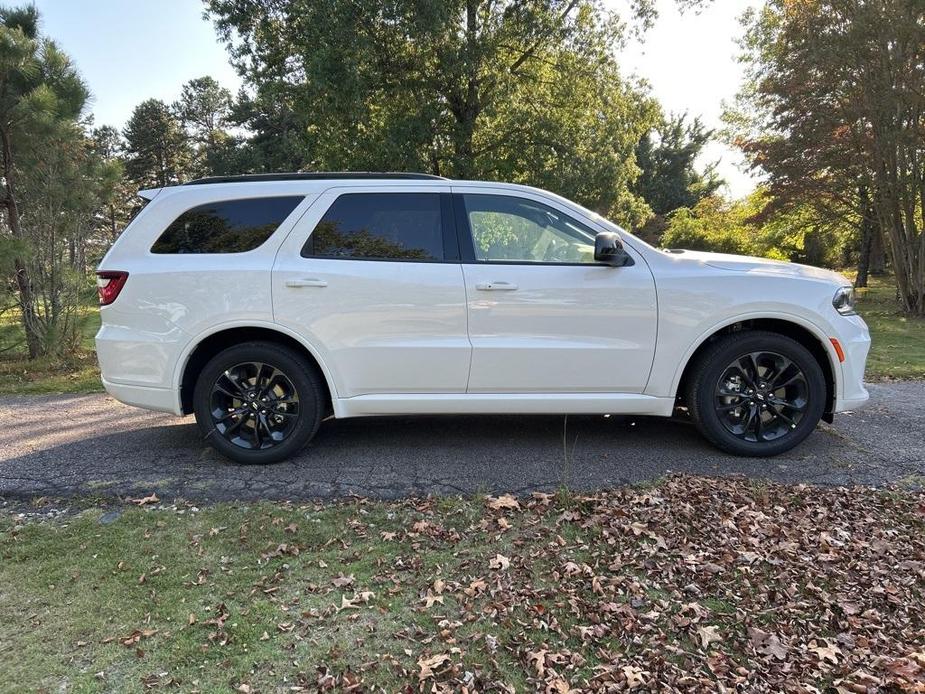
[1,382,923,502]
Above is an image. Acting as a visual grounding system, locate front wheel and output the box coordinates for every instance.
[193,341,325,464]
[686,331,827,457]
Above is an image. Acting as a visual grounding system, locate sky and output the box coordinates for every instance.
[33,0,760,198]
[615,0,764,197]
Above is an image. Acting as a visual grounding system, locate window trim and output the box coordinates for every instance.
[299,192,459,263]
[149,195,305,255]
[453,192,615,267]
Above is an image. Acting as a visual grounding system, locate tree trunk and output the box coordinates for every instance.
[869,225,886,275]
[448,0,480,179]
[803,226,824,267]
[1,126,41,358]
[855,185,873,288]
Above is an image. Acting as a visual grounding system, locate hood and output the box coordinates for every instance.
[664,249,849,285]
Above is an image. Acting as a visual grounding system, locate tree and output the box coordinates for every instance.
[174,76,232,146]
[88,125,133,252]
[174,76,240,176]
[730,0,925,312]
[0,5,89,358]
[633,113,722,216]
[15,122,115,355]
[123,99,192,188]
[205,0,722,224]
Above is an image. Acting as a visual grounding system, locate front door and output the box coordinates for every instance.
[273,186,471,398]
[455,188,658,393]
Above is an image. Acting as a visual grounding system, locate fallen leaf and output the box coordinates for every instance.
[623,664,647,688]
[487,494,520,511]
[417,653,451,680]
[697,625,722,649]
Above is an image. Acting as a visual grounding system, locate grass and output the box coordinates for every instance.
[1,477,923,692]
[0,274,922,396]
[0,300,102,395]
[854,274,925,380]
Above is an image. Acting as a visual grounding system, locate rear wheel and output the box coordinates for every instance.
[685,331,827,456]
[193,341,325,464]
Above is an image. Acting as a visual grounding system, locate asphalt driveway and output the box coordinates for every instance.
[1,381,923,502]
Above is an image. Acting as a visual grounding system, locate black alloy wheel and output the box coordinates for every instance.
[685,331,826,457]
[713,351,809,443]
[209,361,300,450]
[193,342,325,464]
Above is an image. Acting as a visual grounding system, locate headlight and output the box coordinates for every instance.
[833,286,856,315]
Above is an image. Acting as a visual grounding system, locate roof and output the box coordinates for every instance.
[182,172,448,186]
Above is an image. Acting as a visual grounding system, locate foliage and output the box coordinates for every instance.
[173,76,232,145]
[730,0,925,314]
[633,112,722,216]
[661,190,858,267]
[204,0,666,225]
[88,125,137,258]
[173,75,239,176]
[2,477,924,690]
[0,4,92,358]
[14,122,114,355]
[123,98,192,188]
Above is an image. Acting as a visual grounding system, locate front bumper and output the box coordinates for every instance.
[833,313,870,412]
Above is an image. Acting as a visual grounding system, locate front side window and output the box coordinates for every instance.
[463,194,597,264]
[302,193,444,261]
[151,196,303,254]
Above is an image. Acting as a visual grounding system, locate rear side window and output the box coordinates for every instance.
[151,196,303,254]
[302,193,444,261]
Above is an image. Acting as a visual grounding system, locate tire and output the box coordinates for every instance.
[685,331,827,457]
[193,341,325,464]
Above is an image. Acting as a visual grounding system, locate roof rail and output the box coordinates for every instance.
[182,172,448,185]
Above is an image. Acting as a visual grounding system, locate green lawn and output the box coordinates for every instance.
[0,275,921,396]
[0,300,102,395]
[854,275,925,380]
[1,477,922,692]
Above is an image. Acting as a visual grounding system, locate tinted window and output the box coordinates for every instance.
[303,193,443,261]
[463,194,597,264]
[151,196,303,254]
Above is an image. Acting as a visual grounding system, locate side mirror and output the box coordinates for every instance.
[594,232,631,267]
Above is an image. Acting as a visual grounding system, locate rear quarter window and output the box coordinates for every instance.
[151,196,303,254]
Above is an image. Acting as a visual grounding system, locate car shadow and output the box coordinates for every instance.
[0,408,872,502]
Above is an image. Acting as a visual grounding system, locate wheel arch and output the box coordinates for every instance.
[175,322,336,416]
[673,315,838,420]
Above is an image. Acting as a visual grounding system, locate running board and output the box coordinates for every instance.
[333,393,675,419]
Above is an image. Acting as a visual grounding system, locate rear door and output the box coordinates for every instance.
[272,186,471,398]
[454,188,658,393]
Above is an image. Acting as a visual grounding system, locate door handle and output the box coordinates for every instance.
[475,281,518,291]
[285,278,328,288]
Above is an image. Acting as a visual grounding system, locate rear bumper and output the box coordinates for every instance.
[101,377,183,416]
[96,320,186,415]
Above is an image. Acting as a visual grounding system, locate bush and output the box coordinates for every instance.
[659,191,853,266]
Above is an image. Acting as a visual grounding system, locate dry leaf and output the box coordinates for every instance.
[697,625,722,649]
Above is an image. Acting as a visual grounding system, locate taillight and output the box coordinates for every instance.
[96,271,129,306]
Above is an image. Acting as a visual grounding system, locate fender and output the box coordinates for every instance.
[665,310,842,401]
[171,318,341,410]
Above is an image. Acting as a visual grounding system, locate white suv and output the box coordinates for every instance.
[95,173,870,464]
